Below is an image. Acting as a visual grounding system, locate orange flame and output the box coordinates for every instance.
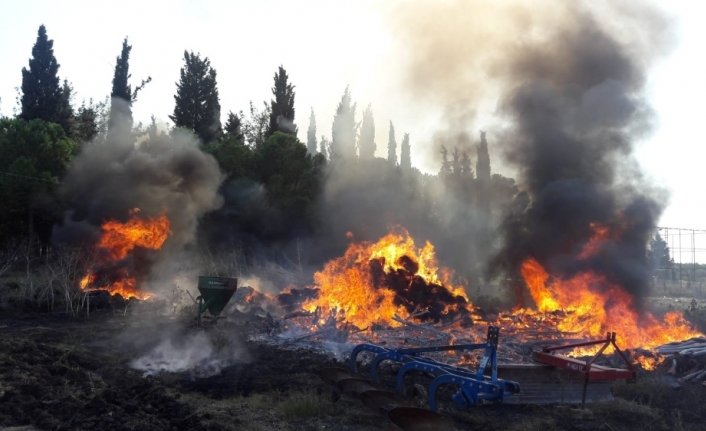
[302,228,470,329]
[519,223,701,368]
[80,208,170,300]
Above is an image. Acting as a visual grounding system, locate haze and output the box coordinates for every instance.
[0,0,703,230]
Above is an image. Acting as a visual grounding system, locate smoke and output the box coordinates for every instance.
[130,330,249,377]
[385,0,674,301]
[53,98,224,289]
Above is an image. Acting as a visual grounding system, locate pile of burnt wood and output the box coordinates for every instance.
[658,337,706,384]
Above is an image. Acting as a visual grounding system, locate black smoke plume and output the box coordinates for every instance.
[386,1,674,303]
[52,99,224,290]
[488,3,672,304]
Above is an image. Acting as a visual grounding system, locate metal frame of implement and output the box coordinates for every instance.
[532,331,636,407]
[349,326,520,411]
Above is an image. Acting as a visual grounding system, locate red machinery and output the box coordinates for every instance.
[531,332,636,407]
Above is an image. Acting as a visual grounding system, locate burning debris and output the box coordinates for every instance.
[79,208,171,299]
[291,228,477,330]
[233,228,704,379]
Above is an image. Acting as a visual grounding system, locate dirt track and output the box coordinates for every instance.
[0,309,704,431]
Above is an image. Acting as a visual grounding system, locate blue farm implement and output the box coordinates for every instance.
[349,326,520,411]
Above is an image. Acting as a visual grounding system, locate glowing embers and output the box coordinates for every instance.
[301,228,474,330]
[79,208,171,300]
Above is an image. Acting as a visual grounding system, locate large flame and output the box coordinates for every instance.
[519,223,701,368]
[302,228,470,329]
[80,208,170,300]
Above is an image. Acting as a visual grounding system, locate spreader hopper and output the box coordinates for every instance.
[194,276,238,325]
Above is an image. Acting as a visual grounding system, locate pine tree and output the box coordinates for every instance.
[476,130,491,181]
[387,122,397,166]
[400,133,411,170]
[331,86,357,162]
[20,25,72,134]
[267,66,297,137]
[242,101,270,148]
[170,51,222,145]
[358,104,376,160]
[306,108,317,155]
[224,111,243,141]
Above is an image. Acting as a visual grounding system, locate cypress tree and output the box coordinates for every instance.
[400,133,411,170]
[460,152,473,177]
[109,38,134,132]
[476,130,491,181]
[476,130,492,218]
[387,121,397,166]
[439,146,452,177]
[267,66,297,136]
[306,108,317,155]
[170,51,222,145]
[224,111,243,141]
[319,136,330,161]
[358,104,376,160]
[331,86,357,162]
[20,25,72,134]
[58,79,75,136]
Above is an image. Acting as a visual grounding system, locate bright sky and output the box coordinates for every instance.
[0,0,704,231]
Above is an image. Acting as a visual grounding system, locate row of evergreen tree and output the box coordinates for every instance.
[1,25,501,277]
[10,24,491,177]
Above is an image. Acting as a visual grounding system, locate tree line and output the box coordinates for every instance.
[1,25,521,280]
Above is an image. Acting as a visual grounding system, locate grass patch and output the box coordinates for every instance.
[611,375,706,430]
[275,390,336,419]
[505,417,561,431]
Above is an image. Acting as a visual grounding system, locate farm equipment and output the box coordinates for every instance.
[188,276,238,326]
[530,332,636,407]
[319,327,637,428]
[320,326,521,412]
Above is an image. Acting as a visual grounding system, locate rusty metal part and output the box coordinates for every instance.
[360,390,418,414]
[317,367,356,386]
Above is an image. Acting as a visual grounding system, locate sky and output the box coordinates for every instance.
[0,0,705,235]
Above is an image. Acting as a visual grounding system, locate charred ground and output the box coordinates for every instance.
[0,302,705,431]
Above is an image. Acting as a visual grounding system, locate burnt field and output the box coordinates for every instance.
[1,305,705,431]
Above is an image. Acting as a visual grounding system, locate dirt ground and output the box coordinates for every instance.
[0,305,705,431]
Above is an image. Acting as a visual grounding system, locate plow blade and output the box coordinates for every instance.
[497,364,612,404]
[360,390,418,414]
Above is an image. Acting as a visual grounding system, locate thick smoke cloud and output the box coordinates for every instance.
[386,0,674,302]
[53,98,224,285]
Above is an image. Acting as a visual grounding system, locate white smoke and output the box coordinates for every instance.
[130,330,250,377]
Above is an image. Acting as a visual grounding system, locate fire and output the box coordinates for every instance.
[284,223,701,371]
[302,228,471,329]
[97,208,171,261]
[80,208,170,300]
[519,223,701,368]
